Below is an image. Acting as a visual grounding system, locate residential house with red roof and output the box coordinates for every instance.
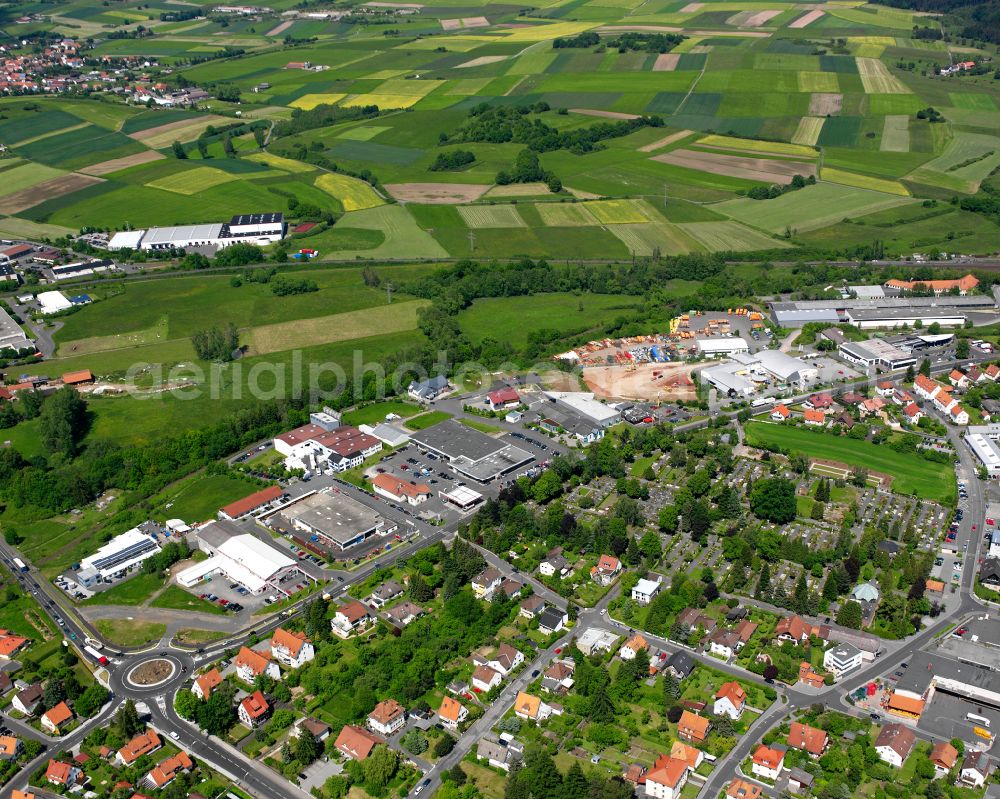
[117,729,162,766]
[332,600,373,638]
[144,751,194,789]
[372,473,431,506]
[644,756,688,799]
[713,682,746,720]
[192,668,223,701]
[591,554,622,585]
[41,701,73,734]
[270,627,314,668]
[677,710,710,743]
[487,387,520,411]
[234,646,281,684]
[239,691,271,728]
[218,485,284,521]
[368,699,406,737]
[787,722,828,756]
[335,725,383,760]
[751,745,785,780]
[45,760,80,787]
[770,404,790,421]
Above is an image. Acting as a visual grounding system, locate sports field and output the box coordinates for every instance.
[744,421,954,503]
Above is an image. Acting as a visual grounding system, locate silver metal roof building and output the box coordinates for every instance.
[140,224,224,250]
[838,339,916,369]
[275,490,387,550]
[410,419,533,483]
[966,427,1000,477]
[0,306,31,352]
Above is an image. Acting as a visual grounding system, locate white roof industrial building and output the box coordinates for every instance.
[838,339,916,370]
[76,524,163,586]
[754,349,819,386]
[178,532,304,594]
[0,307,31,352]
[36,291,73,314]
[107,230,145,251]
[695,337,750,357]
[544,392,621,426]
[966,425,1000,478]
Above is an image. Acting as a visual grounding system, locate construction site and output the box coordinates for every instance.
[564,309,770,401]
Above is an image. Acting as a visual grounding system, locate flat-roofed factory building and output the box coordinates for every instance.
[409,419,533,484]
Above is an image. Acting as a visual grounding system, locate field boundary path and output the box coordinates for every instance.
[673,54,708,115]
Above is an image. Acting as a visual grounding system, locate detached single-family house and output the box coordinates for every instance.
[292,719,330,748]
[959,750,991,788]
[541,660,575,694]
[727,779,763,799]
[903,403,923,423]
[787,722,828,757]
[670,741,704,772]
[472,665,502,693]
[751,745,785,780]
[771,404,790,421]
[487,387,520,411]
[591,554,622,585]
[235,646,281,684]
[41,701,73,734]
[368,698,407,737]
[270,627,314,668]
[677,710,710,743]
[13,683,42,715]
[193,668,223,700]
[0,736,21,761]
[438,696,468,730]
[335,725,383,761]
[489,643,524,676]
[145,752,194,789]
[708,629,741,660]
[775,614,822,645]
[876,380,895,397]
[875,723,916,768]
[472,567,503,599]
[798,661,825,689]
[539,555,569,578]
[368,580,405,609]
[513,691,560,722]
[538,606,568,635]
[332,600,374,638]
[665,651,694,681]
[45,760,81,788]
[930,742,959,778]
[117,729,162,766]
[477,735,523,771]
[408,375,450,403]
[386,602,426,627]
[372,474,430,506]
[644,756,688,799]
[0,631,28,659]
[632,576,663,605]
[520,595,546,619]
[620,634,649,661]
[803,408,826,426]
[239,690,271,728]
[713,682,746,720]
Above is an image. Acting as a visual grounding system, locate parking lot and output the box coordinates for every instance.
[917,690,1000,749]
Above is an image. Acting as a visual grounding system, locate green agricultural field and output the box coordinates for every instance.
[0,0,989,260]
[459,292,643,346]
[717,182,915,233]
[342,401,422,426]
[151,473,260,524]
[744,421,954,502]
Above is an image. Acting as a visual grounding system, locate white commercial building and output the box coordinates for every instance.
[966,426,1000,478]
[227,213,285,243]
[36,291,73,314]
[76,524,163,586]
[754,349,819,387]
[544,392,621,427]
[695,338,750,358]
[106,230,146,251]
[177,533,305,595]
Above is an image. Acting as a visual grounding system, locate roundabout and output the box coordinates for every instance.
[125,657,178,689]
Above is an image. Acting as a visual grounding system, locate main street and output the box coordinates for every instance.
[0,352,988,799]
